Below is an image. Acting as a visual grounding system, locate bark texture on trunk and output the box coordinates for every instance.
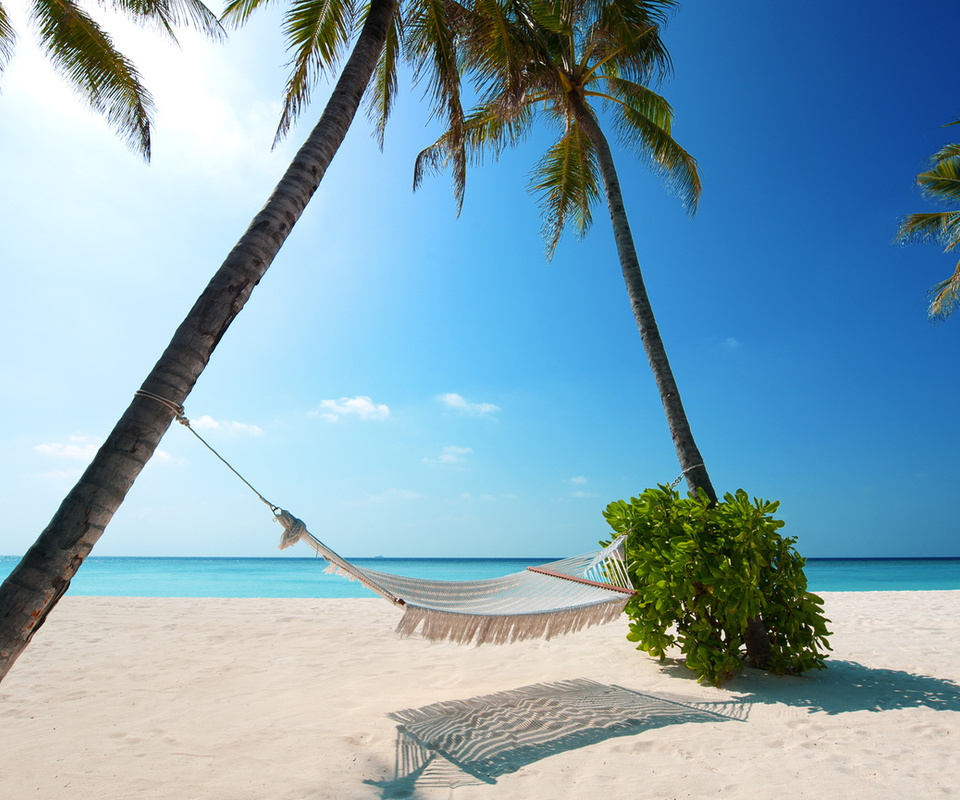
[568,95,716,505]
[0,0,398,683]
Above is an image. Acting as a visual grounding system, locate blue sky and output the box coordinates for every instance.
[1,0,958,559]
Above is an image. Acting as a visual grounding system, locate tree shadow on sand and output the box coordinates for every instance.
[655,658,960,716]
[365,678,741,798]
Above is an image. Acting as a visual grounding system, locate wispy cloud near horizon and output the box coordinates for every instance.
[424,445,474,468]
[191,415,264,436]
[720,337,741,351]
[310,396,390,422]
[439,393,500,417]
[34,435,100,462]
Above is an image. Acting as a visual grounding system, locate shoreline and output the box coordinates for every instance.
[2,592,959,798]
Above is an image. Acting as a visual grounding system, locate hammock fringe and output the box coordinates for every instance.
[396,597,632,645]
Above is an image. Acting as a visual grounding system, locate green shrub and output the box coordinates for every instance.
[603,485,831,685]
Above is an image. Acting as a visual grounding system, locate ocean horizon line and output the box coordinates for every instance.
[4,554,960,561]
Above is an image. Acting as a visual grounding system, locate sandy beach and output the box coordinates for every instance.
[1,591,958,799]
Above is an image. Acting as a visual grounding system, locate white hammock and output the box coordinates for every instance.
[275,510,634,645]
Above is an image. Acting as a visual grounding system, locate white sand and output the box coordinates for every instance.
[1,591,958,799]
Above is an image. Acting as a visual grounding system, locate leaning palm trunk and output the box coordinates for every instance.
[572,97,775,666]
[569,95,716,505]
[570,96,771,670]
[0,0,398,683]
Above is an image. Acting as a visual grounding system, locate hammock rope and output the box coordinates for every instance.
[137,391,636,645]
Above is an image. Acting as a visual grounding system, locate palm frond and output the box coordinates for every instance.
[597,74,670,127]
[463,0,530,98]
[895,211,960,249]
[413,133,454,190]
[31,0,154,158]
[607,79,699,213]
[366,8,402,147]
[0,0,16,74]
[462,98,534,158]
[406,0,467,206]
[413,100,534,211]
[530,120,600,258]
[917,151,960,205]
[927,259,960,322]
[931,142,960,162]
[108,0,225,43]
[273,0,357,143]
[588,0,673,84]
[221,0,275,27]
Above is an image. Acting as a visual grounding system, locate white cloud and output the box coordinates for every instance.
[310,396,390,422]
[720,337,741,351]
[455,492,494,502]
[439,393,500,417]
[34,435,100,462]
[564,477,596,499]
[424,445,473,467]
[152,449,175,464]
[191,415,264,436]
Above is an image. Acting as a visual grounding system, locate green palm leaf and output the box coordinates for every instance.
[0,1,15,73]
[609,80,699,212]
[897,118,960,321]
[896,211,960,249]
[406,0,467,201]
[588,0,671,83]
[273,0,358,143]
[531,120,600,257]
[221,0,275,26]
[366,8,402,146]
[109,0,225,43]
[928,261,960,321]
[31,0,154,158]
[917,152,960,206]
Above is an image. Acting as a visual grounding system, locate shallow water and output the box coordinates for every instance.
[1,554,959,597]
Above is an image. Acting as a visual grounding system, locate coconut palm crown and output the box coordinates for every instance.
[415,0,716,503]
[896,121,960,321]
[0,0,223,159]
[415,0,698,252]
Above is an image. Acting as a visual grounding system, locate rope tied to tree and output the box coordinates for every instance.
[670,463,705,490]
[133,390,280,514]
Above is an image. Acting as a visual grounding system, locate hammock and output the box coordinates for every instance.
[275,510,635,645]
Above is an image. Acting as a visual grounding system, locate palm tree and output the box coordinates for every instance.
[417,0,715,503]
[896,120,960,322]
[0,0,471,681]
[415,0,778,664]
[0,0,223,159]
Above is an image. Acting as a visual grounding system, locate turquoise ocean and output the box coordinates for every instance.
[1,555,959,597]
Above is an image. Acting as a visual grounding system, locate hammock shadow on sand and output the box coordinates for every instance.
[366,678,740,797]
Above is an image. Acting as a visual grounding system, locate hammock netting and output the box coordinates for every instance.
[275,510,634,645]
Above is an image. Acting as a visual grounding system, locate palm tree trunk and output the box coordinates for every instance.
[568,95,716,505]
[0,0,398,683]
[569,97,773,669]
